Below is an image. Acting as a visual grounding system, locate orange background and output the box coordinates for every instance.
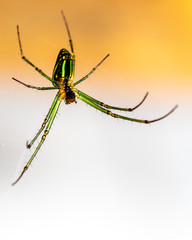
[1,0,192,98]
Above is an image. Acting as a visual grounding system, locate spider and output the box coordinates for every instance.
[12,11,178,185]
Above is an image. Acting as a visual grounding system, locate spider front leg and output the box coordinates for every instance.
[74,54,110,86]
[16,25,55,84]
[77,92,178,124]
[12,77,58,90]
[61,10,74,54]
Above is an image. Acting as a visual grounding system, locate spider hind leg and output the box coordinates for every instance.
[76,90,148,112]
[77,92,178,124]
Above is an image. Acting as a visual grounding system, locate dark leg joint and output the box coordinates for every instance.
[101,102,109,108]
[26,141,31,148]
[42,119,48,128]
[41,130,49,141]
[24,166,28,171]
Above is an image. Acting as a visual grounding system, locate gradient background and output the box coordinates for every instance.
[0,0,192,239]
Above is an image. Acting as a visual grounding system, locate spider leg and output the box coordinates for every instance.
[61,10,74,54]
[16,25,56,84]
[12,77,58,90]
[73,54,110,86]
[12,96,62,185]
[27,93,60,149]
[78,92,178,124]
[76,89,148,112]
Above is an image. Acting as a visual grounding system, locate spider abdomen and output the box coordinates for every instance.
[52,48,75,85]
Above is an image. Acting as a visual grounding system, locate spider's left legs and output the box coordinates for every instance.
[16,25,55,84]
[12,97,62,185]
[12,77,58,90]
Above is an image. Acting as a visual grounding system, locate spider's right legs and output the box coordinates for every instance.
[73,54,110,86]
[76,89,148,112]
[78,92,178,124]
[27,93,60,149]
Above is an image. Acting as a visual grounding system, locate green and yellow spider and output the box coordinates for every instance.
[12,11,177,185]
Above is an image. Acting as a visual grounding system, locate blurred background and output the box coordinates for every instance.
[0,0,192,239]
